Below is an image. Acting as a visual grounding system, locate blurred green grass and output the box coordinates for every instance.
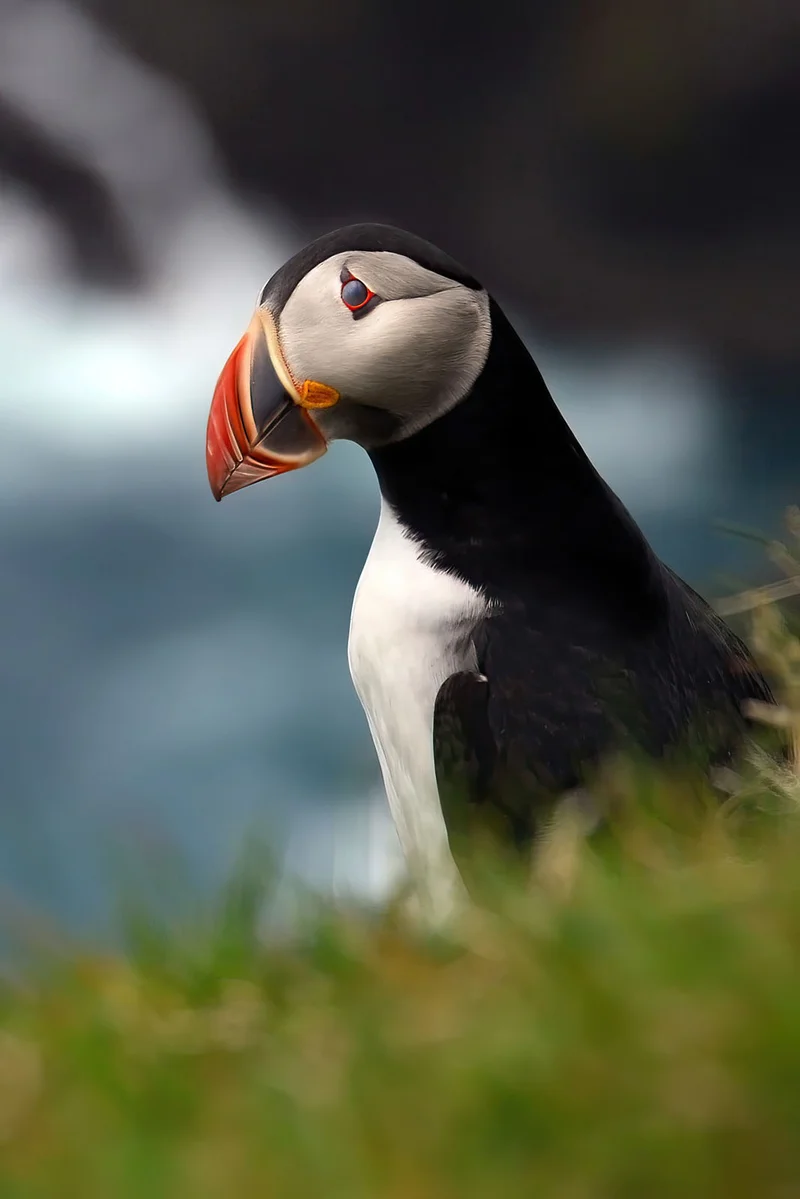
[0,513,798,1199]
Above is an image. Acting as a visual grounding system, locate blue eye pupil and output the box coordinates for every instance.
[342,279,369,308]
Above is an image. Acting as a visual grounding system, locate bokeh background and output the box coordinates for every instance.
[1,0,798,939]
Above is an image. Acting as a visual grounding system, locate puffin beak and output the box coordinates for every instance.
[206,310,339,501]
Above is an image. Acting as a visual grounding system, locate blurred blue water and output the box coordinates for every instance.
[0,205,795,942]
[1,0,796,950]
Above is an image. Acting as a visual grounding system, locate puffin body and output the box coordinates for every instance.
[207,224,776,919]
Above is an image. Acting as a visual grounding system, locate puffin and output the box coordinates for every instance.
[206,223,776,920]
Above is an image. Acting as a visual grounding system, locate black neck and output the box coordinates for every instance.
[369,300,665,619]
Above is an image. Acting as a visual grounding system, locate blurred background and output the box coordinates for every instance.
[0,0,798,940]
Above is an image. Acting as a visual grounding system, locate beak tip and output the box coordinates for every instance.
[206,458,226,502]
[208,469,229,502]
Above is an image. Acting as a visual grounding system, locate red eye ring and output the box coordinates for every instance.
[340,274,375,312]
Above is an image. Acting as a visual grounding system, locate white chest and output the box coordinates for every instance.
[347,502,487,915]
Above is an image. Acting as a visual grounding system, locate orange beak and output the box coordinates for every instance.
[206,310,337,501]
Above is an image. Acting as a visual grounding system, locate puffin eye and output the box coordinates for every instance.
[341,276,375,312]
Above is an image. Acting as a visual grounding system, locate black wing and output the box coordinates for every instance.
[433,613,616,869]
[434,583,780,872]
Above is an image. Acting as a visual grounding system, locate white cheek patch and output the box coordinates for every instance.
[276,250,492,440]
[277,261,352,386]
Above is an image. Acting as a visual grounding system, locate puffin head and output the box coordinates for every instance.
[206,224,492,499]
